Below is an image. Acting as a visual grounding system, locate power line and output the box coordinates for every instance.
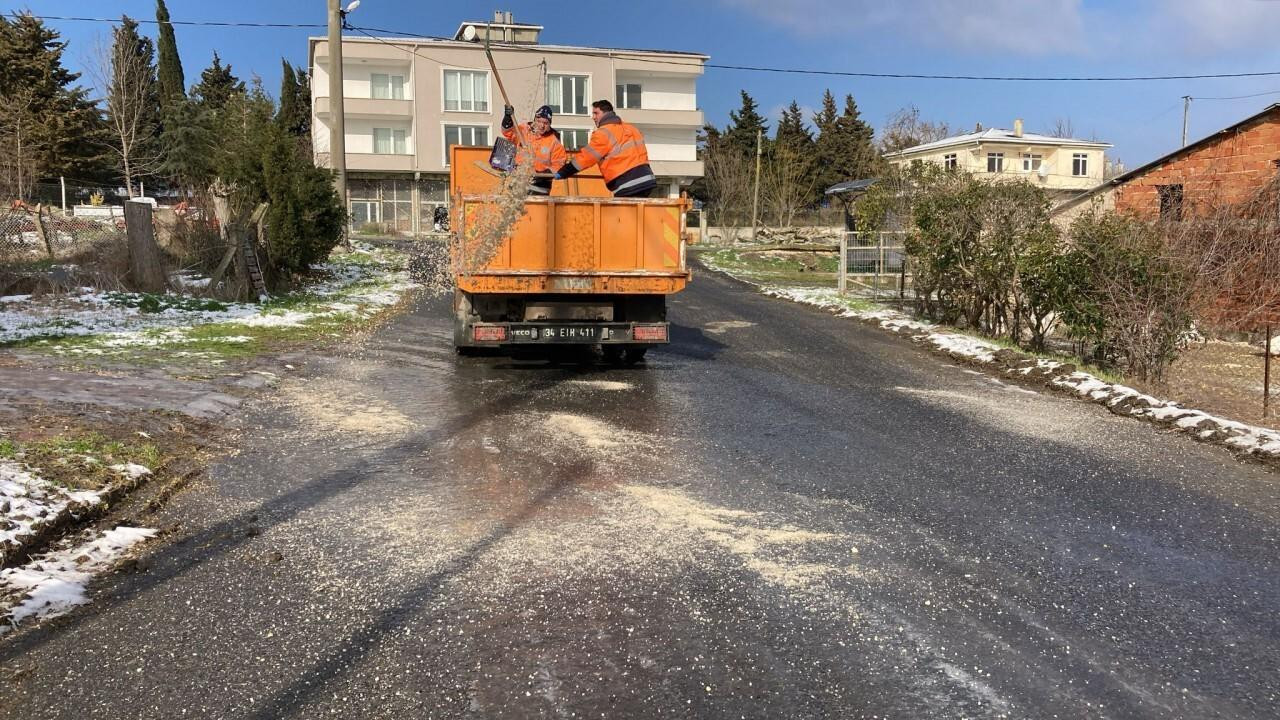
[14,11,1280,83]
[1192,90,1280,101]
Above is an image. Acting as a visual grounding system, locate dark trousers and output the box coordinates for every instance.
[614,185,657,199]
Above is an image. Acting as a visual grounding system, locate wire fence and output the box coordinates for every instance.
[0,206,124,264]
[839,231,914,300]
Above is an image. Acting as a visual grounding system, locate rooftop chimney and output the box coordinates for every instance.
[493,10,504,22]
[975,122,983,132]
[1013,118,1024,138]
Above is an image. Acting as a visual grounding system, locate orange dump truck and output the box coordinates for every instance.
[449,145,691,364]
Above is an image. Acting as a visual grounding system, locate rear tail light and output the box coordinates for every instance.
[473,325,507,342]
[633,324,668,342]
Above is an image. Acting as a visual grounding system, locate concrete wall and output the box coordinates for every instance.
[1113,114,1280,217]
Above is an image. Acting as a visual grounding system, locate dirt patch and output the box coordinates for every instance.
[1153,340,1280,431]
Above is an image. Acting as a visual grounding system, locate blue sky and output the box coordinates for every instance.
[17,0,1280,168]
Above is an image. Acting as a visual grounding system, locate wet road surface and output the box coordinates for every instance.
[3,269,1279,719]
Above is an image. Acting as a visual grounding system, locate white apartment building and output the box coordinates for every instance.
[883,119,1112,203]
[309,11,707,233]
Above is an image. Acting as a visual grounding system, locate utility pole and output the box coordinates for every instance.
[1181,95,1192,147]
[327,0,348,230]
[750,127,762,242]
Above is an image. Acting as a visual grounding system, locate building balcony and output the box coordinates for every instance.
[314,96,413,119]
[345,153,415,172]
[623,108,703,128]
[650,159,704,178]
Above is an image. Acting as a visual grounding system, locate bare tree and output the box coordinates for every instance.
[763,142,819,227]
[702,141,755,230]
[1047,117,1076,139]
[91,27,160,198]
[878,105,952,154]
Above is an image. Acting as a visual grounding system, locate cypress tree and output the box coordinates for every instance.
[276,60,305,136]
[813,90,879,190]
[191,52,244,113]
[723,90,768,159]
[155,0,185,105]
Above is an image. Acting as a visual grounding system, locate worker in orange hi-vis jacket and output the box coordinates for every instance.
[554,99,658,198]
[501,104,568,196]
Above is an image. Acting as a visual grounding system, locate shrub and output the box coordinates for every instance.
[1063,212,1198,382]
[260,125,344,274]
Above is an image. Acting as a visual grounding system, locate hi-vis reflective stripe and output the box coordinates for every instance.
[614,173,656,192]
[584,145,605,161]
[661,206,680,268]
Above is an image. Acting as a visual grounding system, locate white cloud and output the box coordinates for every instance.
[1150,0,1280,54]
[719,0,1086,56]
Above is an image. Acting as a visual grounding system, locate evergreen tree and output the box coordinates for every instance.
[837,93,878,179]
[191,52,244,112]
[276,60,307,136]
[158,97,214,193]
[766,101,819,224]
[723,90,768,159]
[813,89,878,191]
[0,13,110,195]
[155,0,185,105]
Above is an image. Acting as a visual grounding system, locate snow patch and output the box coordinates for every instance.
[0,526,156,632]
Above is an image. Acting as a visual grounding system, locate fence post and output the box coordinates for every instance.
[838,231,848,296]
[124,200,167,292]
[31,204,54,258]
[59,177,67,213]
[877,233,887,300]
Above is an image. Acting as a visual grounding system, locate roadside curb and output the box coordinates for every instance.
[694,256,1280,464]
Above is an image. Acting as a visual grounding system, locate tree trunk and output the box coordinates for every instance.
[124,200,167,292]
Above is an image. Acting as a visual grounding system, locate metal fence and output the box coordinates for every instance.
[1,207,123,263]
[838,231,913,300]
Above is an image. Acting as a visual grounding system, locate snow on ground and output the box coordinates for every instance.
[0,243,414,351]
[1,461,104,563]
[702,253,1280,460]
[0,526,155,633]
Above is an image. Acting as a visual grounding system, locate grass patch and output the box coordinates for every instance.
[698,247,839,288]
[103,292,229,314]
[10,431,163,491]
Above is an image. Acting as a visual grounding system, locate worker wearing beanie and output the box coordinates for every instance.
[502,104,568,196]
[554,100,658,198]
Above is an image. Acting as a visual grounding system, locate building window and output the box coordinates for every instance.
[547,74,588,115]
[987,152,1004,173]
[616,83,641,109]
[1072,153,1089,176]
[443,70,489,112]
[1158,184,1184,221]
[372,127,407,155]
[559,128,590,152]
[943,153,957,170]
[443,124,489,165]
[1022,153,1042,172]
[371,73,405,100]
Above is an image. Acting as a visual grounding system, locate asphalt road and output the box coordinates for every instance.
[3,268,1279,719]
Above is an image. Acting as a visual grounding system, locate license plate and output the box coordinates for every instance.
[536,325,598,341]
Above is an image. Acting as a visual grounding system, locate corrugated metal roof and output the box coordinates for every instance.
[885,127,1112,158]
[825,178,879,195]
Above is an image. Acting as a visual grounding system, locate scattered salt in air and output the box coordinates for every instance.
[0,526,156,633]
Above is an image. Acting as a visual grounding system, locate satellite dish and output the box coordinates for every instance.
[462,24,478,41]
[1038,163,1050,178]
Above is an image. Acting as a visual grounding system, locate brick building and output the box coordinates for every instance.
[1054,104,1280,223]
